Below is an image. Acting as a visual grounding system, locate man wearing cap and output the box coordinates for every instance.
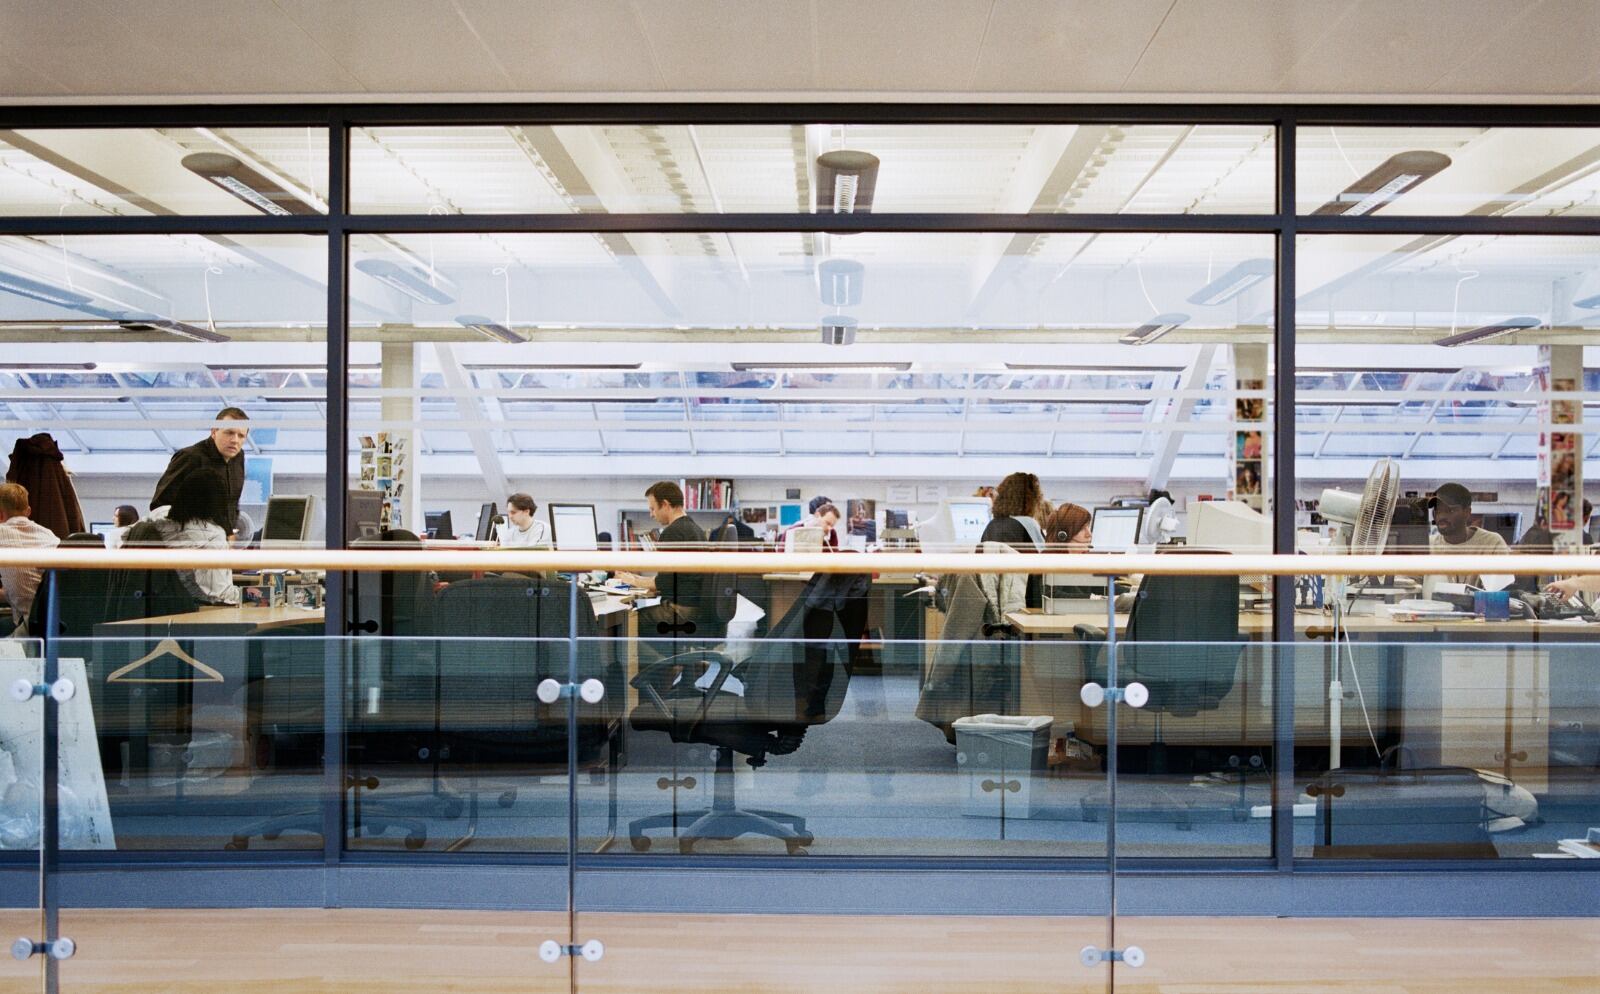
[1428,482,1509,585]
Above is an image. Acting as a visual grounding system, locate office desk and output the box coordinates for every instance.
[762,572,923,666]
[1002,606,1599,781]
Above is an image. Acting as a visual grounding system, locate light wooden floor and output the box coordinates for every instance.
[1,909,1594,993]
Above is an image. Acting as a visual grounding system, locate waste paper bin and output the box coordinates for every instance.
[953,714,1052,818]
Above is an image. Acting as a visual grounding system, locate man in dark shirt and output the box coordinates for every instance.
[151,407,248,533]
[615,481,709,648]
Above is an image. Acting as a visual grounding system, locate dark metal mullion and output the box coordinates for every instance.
[1298,215,1600,236]
[327,212,1281,235]
[40,572,60,994]
[0,215,328,236]
[1272,116,1299,874]
[320,111,350,896]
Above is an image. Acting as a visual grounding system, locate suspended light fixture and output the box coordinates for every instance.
[354,259,455,305]
[1434,315,1539,347]
[815,150,880,218]
[1187,258,1273,306]
[117,318,228,343]
[818,259,865,306]
[181,152,319,216]
[1312,151,1451,216]
[820,315,858,346]
[0,267,95,309]
[1120,312,1190,346]
[455,314,525,344]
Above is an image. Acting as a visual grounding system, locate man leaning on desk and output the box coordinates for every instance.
[613,480,707,639]
[152,406,248,534]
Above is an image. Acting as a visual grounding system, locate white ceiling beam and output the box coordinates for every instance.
[1145,344,1218,490]
[431,342,510,499]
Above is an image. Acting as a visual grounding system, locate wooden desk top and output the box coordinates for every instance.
[1005,607,1598,639]
[762,572,921,584]
[97,591,634,634]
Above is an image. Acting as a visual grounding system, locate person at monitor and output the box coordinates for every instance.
[105,504,140,550]
[0,483,62,634]
[782,495,840,551]
[150,469,240,605]
[1511,499,1592,592]
[1428,482,1509,585]
[614,481,708,643]
[151,406,248,534]
[1042,502,1094,551]
[497,492,550,548]
[979,472,1048,607]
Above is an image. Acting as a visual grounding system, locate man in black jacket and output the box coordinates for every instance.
[151,407,249,533]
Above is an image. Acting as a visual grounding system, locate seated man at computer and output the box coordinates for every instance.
[1428,482,1509,585]
[0,483,62,635]
[497,492,550,548]
[613,481,708,645]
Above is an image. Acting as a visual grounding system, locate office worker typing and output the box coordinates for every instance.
[1428,482,1509,585]
[497,492,550,548]
[613,481,708,641]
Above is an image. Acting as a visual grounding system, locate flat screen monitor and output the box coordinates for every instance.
[263,495,316,548]
[916,498,992,552]
[885,509,910,530]
[549,503,599,551]
[424,510,454,541]
[1091,507,1143,551]
[474,502,499,541]
[90,521,115,540]
[1476,511,1521,544]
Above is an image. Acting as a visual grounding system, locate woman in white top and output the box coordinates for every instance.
[498,492,550,548]
[151,469,239,605]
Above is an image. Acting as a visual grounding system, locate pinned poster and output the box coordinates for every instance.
[241,457,273,504]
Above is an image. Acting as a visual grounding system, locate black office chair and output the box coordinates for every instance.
[429,575,622,848]
[627,571,862,854]
[915,573,1022,743]
[1073,560,1247,826]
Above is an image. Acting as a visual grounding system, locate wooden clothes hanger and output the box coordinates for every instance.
[107,637,224,684]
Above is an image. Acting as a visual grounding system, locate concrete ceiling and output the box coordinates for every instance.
[3,0,1599,103]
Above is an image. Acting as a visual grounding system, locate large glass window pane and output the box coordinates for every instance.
[0,128,328,216]
[351,124,1273,214]
[1296,126,1600,217]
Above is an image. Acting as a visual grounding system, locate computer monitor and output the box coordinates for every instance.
[263,494,317,548]
[90,521,115,541]
[549,503,599,551]
[885,509,910,530]
[1188,499,1270,553]
[915,498,992,553]
[1476,511,1521,545]
[474,502,499,542]
[346,490,384,545]
[1090,507,1143,551]
[424,510,454,541]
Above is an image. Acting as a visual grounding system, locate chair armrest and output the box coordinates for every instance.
[1072,623,1105,641]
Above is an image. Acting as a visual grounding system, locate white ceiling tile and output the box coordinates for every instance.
[813,0,993,91]
[453,0,660,91]
[86,0,366,95]
[1123,0,1356,93]
[0,45,75,97]
[1279,0,1539,95]
[1427,0,1600,95]
[0,0,210,95]
[626,0,816,91]
[271,0,513,92]
[972,0,1175,92]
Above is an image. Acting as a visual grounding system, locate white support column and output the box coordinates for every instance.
[380,340,421,531]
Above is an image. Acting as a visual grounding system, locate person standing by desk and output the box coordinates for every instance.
[1428,482,1509,585]
[150,469,240,606]
[614,481,709,646]
[497,492,550,548]
[0,482,62,635]
[151,406,248,535]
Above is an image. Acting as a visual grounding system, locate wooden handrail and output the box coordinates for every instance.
[0,548,1596,576]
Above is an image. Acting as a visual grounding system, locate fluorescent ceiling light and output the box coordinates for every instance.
[815,151,879,217]
[0,268,95,309]
[1312,150,1452,216]
[355,259,455,305]
[820,315,858,346]
[1120,312,1190,346]
[730,362,911,372]
[1434,315,1539,347]
[1187,258,1272,306]
[818,259,865,306]
[182,152,319,217]
[455,314,525,344]
[118,318,228,343]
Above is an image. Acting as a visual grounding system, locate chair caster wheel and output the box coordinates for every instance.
[630,836,651,852]
[678,838,697,854]
[263,830,283,841]
[224,837,249,851]
[404,832,426,850]
[498,790,517,808]
[1231,808,1249,822]
[785,838,811,855]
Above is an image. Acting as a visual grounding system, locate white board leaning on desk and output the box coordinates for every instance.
[0,648,115,850]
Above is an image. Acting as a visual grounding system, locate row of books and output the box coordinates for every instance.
[681,478,735,510]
